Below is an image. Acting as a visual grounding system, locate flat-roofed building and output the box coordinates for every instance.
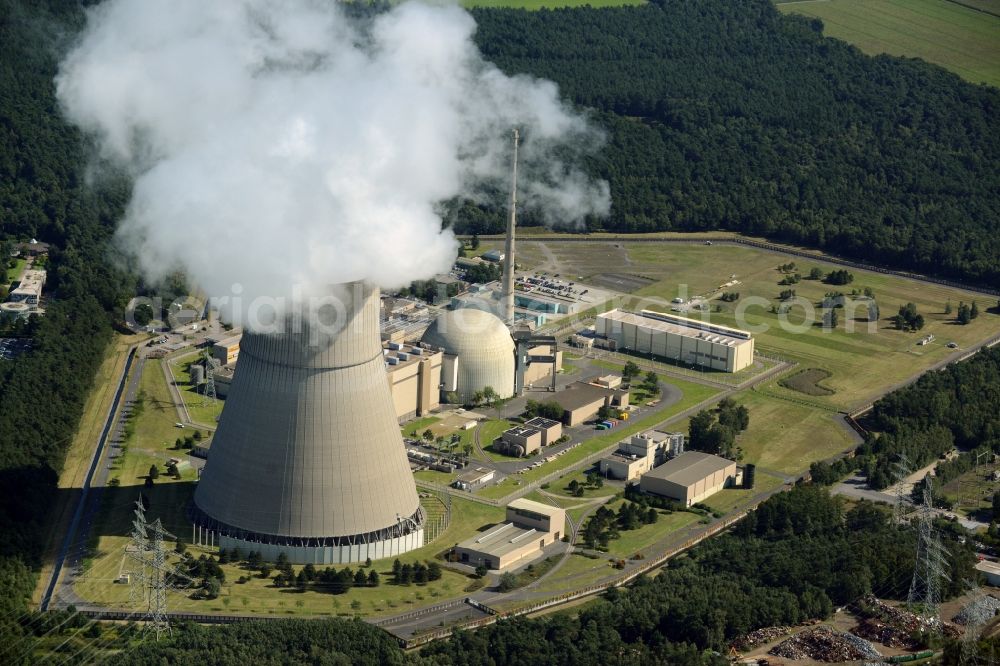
[596,309,754,373]
[454,498,565,570]
[210,333,243,366]
[523,417,562,446]
[639,451,737,506]
[496,425,542,457]
[8,269,46,305]
[557,379,630,426]
[384,342,442,421]
[454,467,496,491]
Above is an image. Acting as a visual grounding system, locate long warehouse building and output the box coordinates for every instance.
[595,309,754,373]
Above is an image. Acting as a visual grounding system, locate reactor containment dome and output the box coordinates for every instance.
[192,282,423,564]
[421,308,515,405]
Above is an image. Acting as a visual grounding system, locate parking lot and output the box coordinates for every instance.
[0,337,33,360]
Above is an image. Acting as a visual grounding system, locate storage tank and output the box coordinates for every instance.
[189,364,205,385]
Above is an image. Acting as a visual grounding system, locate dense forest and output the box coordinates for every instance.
[108,486,975,665]
[859,347,1000,489]
[462,0,1000,288]
[0,0,131,658]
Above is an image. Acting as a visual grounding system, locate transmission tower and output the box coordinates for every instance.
[126,498,148,606]
[125,504,193,640]
[147,518,171,640]
[907,479,951,629]
[960,581,990,666]
[200,352,220,407]
[892,452,912,524]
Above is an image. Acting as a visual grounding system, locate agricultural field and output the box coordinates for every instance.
[776,0,1000,88]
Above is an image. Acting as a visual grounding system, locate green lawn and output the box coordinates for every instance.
[701,474,786,514]
[731,391,854,474]
[601,506,701,558]
[777,0,1000,88]
[167,352,224,427]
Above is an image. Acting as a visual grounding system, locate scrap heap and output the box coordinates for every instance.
[732,626,793,652]
[853,595,959,647]
[953,595,1000,626]
[768,627,881,662]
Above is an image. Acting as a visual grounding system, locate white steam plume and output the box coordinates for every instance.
[55,0,609,325]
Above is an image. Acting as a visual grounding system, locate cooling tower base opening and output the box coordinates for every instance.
[189,504,425,565]
[212,530,425,566]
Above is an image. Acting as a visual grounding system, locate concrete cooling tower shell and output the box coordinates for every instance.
[192,282,423,564]
[421,308,515,404]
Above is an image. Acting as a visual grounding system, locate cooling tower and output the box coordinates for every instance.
[191,282,423,564]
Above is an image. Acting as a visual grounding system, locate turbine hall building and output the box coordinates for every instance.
[191,282,424,565]
[595,309,754,373]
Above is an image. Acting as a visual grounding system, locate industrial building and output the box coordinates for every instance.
[557,378,630,426]
[191,282,424,564]
[639,451,737,506]
[523,417,562,445]
[421,308,516,405]
[454,498,565,571]
[599,430,685,481]
[210,333,242,366]
[595,309,755,373]
[496,425,542,457]
[8,269,46,305]
[384,342,442,421]
[454,467,496,491]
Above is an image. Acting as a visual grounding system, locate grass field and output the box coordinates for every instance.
[167,352,224,427]
[596,503,701,558]
[731,391,854,474]
[627,243,1000,411]
[777,0,1000,88]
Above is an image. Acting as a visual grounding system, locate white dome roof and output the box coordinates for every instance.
[421,308,515,403]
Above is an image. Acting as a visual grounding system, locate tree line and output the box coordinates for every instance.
[460,0,1000,289]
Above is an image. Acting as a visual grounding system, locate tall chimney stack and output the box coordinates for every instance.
[501,129,519,326]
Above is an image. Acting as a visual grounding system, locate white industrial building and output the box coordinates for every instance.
[595,309,754,373]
